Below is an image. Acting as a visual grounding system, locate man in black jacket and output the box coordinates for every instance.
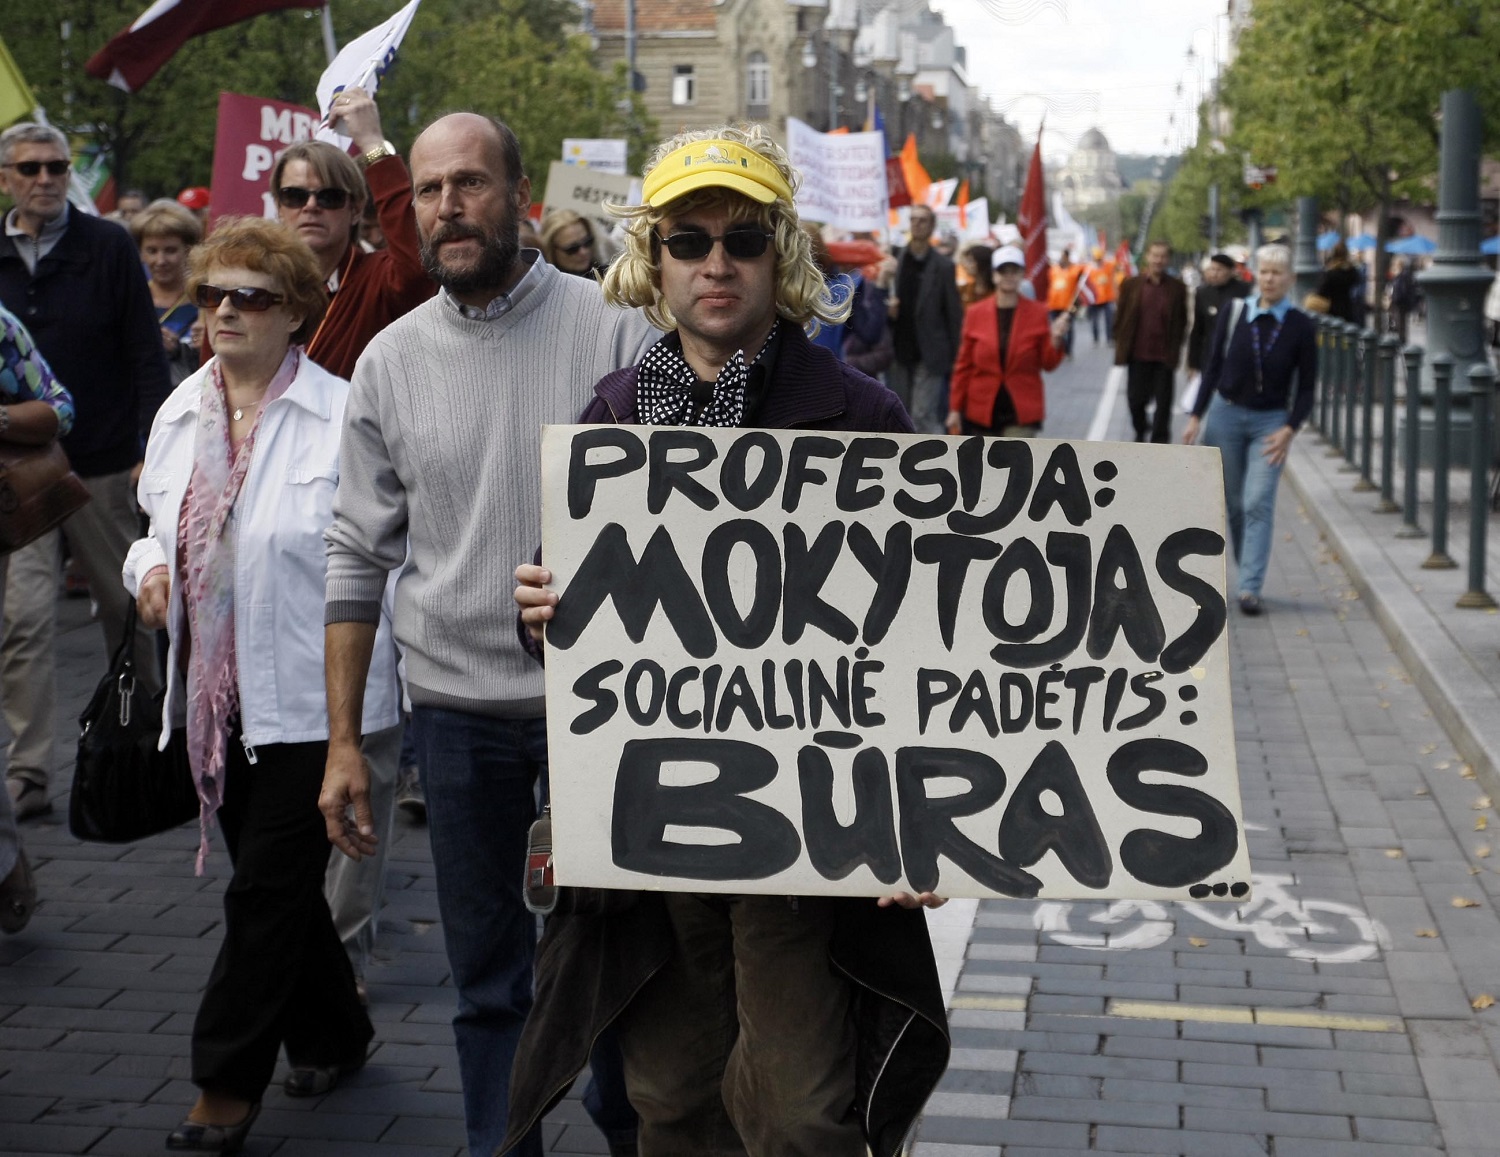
[1186,252,1248,379]
[0,123,170,819]
[888,204,962,434]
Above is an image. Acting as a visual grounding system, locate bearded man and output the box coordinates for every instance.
[318,112,656,1157]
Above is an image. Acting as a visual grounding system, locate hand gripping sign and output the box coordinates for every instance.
[540,427,1250,902]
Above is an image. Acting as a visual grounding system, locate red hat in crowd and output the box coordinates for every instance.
[177,186,211,211]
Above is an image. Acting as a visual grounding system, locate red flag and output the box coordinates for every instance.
[1114,240,1134,278]
[1018,132,1048,302]
[86,0,325,93]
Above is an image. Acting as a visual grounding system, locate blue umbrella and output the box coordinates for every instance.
[1482,235,1500,256]
[1386,235,1437,255]
[1316,231,1342,252]
[1348,233,1377,250]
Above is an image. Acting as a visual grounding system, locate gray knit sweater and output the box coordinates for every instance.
[325,260,657,717]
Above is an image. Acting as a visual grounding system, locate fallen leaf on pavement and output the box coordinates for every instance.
[1478,816,1490,831]
[1452,897,1482,909]
[1437,761,1453,770]
[1385,848,1404,859]
[1188,937,1208,948]
[1421,743,1438,755]
[1477,846,1492,859]
[1462,767,1478,780]
[1473,994,1496,1010]
[1475,798,1493,810]
[1414,787,1430,796]
[1416,928,1439,938]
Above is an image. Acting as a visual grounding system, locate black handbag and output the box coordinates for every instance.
[70,601,197,843]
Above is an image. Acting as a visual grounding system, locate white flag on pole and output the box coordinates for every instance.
[315,0,423,148]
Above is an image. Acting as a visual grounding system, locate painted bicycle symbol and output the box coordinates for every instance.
[1034,873,1392,964]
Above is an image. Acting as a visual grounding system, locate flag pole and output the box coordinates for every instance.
[321,5,339,64]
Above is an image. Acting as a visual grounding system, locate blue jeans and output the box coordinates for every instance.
[412,708,546,1157]
[1201,394,1288,598]
[411,708,637,1155]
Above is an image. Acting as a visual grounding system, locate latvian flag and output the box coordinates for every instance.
[86,0,325,93]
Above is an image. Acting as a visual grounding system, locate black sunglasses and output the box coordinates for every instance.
[276,185,351,211]
[559,237,594,255]
[655,228,774,262]
[194,284,286,312]
[4,160,70,178]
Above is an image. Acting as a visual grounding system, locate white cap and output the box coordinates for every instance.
[992,245,1026,270]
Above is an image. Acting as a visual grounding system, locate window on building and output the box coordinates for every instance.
[746,51,771,109]
[672,65,696,106]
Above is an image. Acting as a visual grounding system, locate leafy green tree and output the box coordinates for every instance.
[4,0,652,195]
[1219,0,1500,321]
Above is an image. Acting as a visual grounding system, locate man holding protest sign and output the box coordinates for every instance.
[509,124,950,1157]
[319,112,655,1157]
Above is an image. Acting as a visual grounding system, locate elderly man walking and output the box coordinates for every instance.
[0,123,170,819]
[318,112,656,1157]
[508,123,951,1157]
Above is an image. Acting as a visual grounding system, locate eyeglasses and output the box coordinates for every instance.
[655,228,774,262]
[276,185,351,211]
[3,160,70,178]
[194,284,286,312]
[559,237,594,255]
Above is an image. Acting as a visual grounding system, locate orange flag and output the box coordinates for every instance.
[956,179,970,229]
[899,134,931,207]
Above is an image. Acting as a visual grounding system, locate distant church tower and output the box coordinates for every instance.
[1059,127,1125,213]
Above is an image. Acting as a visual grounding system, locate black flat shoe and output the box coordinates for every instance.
[283,1050,368,1097]
[166,1102,259,1153]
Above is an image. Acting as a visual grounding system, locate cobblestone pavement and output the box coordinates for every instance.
[6,336,1500,1155]
[912,339,1500,1156]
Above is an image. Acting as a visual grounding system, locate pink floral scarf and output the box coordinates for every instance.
[181,348,299,872]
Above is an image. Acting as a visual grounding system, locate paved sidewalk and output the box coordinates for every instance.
[6,337,1500,1156]
[910,342,1500,1155]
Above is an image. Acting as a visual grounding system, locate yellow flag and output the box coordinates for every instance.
[0,35,37,129]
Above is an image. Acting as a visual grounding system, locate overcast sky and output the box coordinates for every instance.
[930,0,1227,163]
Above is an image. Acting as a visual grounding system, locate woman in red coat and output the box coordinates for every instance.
[946,245,1071,436]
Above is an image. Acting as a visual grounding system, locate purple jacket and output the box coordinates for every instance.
[503,322,946,1157]
[582,320,914,433]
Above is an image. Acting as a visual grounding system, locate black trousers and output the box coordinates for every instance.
[192,733,373,1102]
[1126,360,1175,443]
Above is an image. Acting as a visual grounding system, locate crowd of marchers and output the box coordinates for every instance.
[0,84,1322,1156]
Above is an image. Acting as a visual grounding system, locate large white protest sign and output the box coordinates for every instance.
[785,118,889,233]
[540,428,1249,902]
[315,0,423,148]
[542,160,641,230]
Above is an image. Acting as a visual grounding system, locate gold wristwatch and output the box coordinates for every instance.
[359,139,396,169]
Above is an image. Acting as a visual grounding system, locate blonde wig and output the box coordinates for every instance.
[601,124,851,335]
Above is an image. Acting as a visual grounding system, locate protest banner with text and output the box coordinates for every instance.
[785,118,889,233]
[540,427,1249,902]
[541,160,641,235]
[209,92,319,224]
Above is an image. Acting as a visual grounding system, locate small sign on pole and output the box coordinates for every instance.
[563,138,629,174]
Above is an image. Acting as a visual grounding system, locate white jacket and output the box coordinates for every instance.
[123,354,400,753]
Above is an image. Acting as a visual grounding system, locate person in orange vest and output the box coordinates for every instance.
[1046,250,1087,358]
[1085,247,1117,346]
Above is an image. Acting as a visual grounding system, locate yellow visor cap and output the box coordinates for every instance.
[641,139,795,208]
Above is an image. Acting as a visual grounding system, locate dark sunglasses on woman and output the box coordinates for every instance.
[559,237,594,255]
[655,228,774,262]
[194,285,286,312]
[276,186,351,211]
[4,160,70,177]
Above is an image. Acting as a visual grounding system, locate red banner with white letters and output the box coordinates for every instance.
[208,91,320,228]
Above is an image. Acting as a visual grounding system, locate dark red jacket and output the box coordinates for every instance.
[949,295,1062,428]
[304,154,435,379]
